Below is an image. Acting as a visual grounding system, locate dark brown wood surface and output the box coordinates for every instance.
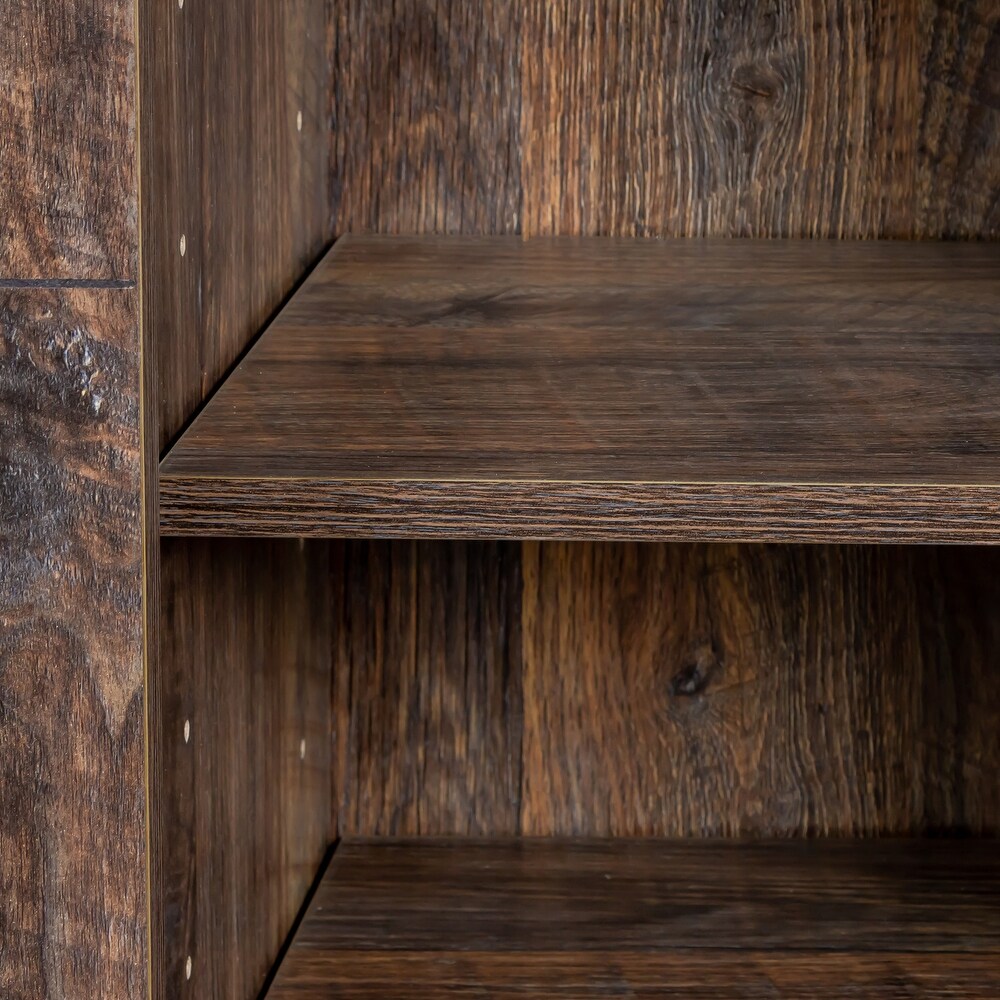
[154,538,331,1000]
[141,0,330,451]
[267,838,1000,998]
[521,542,1000,836]
[268,952,1000,999]
[0,288,146,997]
[0,0,138,279]
[332,542,523,837]
[159,235,1000,542]
[331,1,1000,240]
[139,0,335,996]
[331,542,1000,839]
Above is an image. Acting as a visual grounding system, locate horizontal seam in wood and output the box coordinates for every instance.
[0,278,136,289]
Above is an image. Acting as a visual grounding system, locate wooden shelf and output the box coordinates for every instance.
[267,839,1000,998]
[159,236,1000,542]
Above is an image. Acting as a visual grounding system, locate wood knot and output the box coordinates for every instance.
[731,63,783,102]
[669,644,720,698]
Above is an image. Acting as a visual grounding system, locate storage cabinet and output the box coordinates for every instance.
[3,2,999,998]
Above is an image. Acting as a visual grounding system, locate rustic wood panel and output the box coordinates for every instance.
[141,0,331,450]
[268,838,1000,998]
[155,538,331,1000]
[329,540,1000,839]
[329,1,1000,239]
[332,541,522,837]
[0,288,146,998]
[521,542,1000,836]
[918,0,1000,238]
[140,0,335,995]
[520,0,923,238]
[329,0,522,235]
[0,0,138,279]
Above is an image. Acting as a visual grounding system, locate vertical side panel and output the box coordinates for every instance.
[141,0,334,995]
[157,539,331,1000]
[143,0,331,451]
[332,541,523,837]
[0,0,138,278]
[0,288,145,997]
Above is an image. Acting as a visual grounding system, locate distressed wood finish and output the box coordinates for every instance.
[521,543,1000,836]
[0,288,146,997]
[139,0,335,996]
[329,1,523,235]
[331,0,1000,240]
[141,0,330,450]
[332,541,523,837]
[330,541,1000,838]
[155,538,331,1000]
[0,0,138,279]
[159,235,1000,542]
[268,839,1000,998]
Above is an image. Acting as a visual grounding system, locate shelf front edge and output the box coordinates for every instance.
[157,477,1000,543]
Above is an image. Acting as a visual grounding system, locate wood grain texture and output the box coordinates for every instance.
[0,0,138,279]
[329,541,1000,839]
[329,0,522,235]
[155,538,331,1000]
[140,0,331,450]
[521,543,1000,837]
[0,288,146,998]
[159,235,1000,542]
[268,839,1000,998]
[332,541,522,837]
[139,0,335,995]
[266,952,1000,1000]
[330,0,1000,239]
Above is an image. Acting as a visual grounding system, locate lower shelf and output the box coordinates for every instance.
[268,839,1000,999]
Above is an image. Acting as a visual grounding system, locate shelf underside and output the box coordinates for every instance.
[160,236,1000,542]
[267,839,1000,999]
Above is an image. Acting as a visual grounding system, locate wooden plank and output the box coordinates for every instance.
[332,541,523,837]
[159,235,1000,542]
[918,1,1000,238]
[330,0,523,235]
[141,0,331,450]
[266,952,1000,999]
[154,538,331,1000]
[520,0,923,238]
[329,1,1000,240]
[267,839,1000,998]
[521,543,1000,836]
[0,0,138,279]
[332,541,1000,840]
[0,287,146,997]
[139,0,334,995]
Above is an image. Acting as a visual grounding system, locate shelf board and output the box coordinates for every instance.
[160,236,1000,542]
[267,839,1000,998]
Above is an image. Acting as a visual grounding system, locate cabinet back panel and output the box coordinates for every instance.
[333,542,1000,838]
[330,0,999,239]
